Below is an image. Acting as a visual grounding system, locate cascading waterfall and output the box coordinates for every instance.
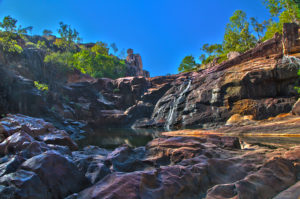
[98,92,113,105]
[281,55,300,66]
[165,80,192,130]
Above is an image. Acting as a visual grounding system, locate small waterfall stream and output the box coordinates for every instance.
[165,80,192,130]
[98,92,113,105]
[281,55,300,66]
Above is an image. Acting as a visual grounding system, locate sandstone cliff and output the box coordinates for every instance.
[0,24,299,132]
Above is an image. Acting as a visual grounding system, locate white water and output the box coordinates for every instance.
[281,55,300,66]
[98,92,113,105]
[165,80,192,130]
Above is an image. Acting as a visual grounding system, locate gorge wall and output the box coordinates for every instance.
[0,23,299,132]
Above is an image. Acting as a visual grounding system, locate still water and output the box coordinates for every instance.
[76,128,162,149]
[76,127,300,150]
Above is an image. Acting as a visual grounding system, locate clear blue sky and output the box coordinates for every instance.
[0,0,271,77]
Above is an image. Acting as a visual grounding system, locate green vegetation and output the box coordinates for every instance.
[0,15,127,80]
[72,48,126,79]
[296,69,300,94]
[223,10,257,53]
[113,88,120,93]
[0,15,31,53]
[37,40,47,50]
[178,55,197,72]
[44,52,75,73]
[42,22,126,79]
[179,0,300,73]
[43,29,53,37]
[263,0,300,40]
[34,81,49,92]
[54,22,80,52]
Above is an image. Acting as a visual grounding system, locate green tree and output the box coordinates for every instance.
[44,51,74,73]
[262,0,300,40]
[263,0,299,21]
[0,16,32,35]
[0,16,17,32]
[91,42,109,55]
[223,10,257,53]
[199,43,225,65]
[250,17,271,41]
[0,16,28,53]
[110,43,118,54]
[178,55,197,72]
[72,48,126,79]
[54,22,80,51]
[43,29,53,36]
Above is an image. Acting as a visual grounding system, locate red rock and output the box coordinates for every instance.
[206,158,297,199]
[0,114,78,150]
[292,98,300,116]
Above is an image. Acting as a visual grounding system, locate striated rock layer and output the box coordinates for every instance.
[0,24,299,130]
[139,23,300,129]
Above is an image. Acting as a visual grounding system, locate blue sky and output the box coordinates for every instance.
[0,0,271,77]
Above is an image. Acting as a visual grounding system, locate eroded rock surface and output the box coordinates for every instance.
[67,136,300,199]
[0,114,299,199]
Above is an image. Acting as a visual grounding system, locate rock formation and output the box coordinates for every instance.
[134,23,300,129]
[0,114,298,199]
[126,48,150,77]
[0,23,299,199]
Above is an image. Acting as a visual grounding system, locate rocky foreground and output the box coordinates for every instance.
[0,114,299,199]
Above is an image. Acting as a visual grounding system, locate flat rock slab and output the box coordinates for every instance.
[162,114,300,137]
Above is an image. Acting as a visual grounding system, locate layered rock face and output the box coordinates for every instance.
[126,48,150,77]
[0,24,299,130]
[135,23,300,129]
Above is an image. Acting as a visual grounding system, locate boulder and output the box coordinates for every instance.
[85,162,111,184]
[226,114,254,125]
[0,114,78,150]
[273,181,300,199]
[21,151,90,199]
[0,155,25,177]
[292,98,300,116]
[227,51,240,60]
[106,145,151,172]
[0,169,51,199]
[206,158,297,199]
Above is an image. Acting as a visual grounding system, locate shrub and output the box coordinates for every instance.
[37,40,47,50]
[296,69,300,94]
[0,36,23,53]
[72,49,126,79]
[44,52,74,73]
[34,81,49,92]
[25,41,37,48]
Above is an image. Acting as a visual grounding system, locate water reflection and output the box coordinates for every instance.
[77,128,162,149]
[76,127,300,150]
[239,136,300,148]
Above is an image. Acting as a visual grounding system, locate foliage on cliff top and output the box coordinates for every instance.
[34,81,49,92]
[263,0,300,41]
[178,55,197,72]
[0,15,126,80]
[43,21,126,79]
[0,15,32,53]
[179,0,300,73]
